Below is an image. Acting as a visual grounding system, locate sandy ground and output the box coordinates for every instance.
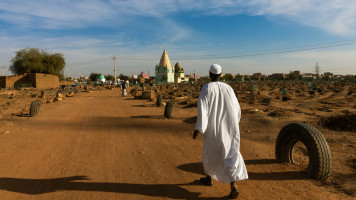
[0,89,353,199]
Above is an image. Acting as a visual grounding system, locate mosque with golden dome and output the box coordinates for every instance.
[155,49,187,83]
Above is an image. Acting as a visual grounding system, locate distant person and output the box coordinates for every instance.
[193,64,248,199]
[121,80,129,97]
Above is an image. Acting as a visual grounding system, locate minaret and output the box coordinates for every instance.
[159,49,172,68]
[156,48,174,83]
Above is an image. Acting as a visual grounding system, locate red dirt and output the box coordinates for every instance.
[0,89,353,199]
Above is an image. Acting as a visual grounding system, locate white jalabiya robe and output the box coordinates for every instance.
[195,82,248,183]
[121,82,128,97]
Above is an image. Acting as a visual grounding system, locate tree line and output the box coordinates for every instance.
[89,73,130,82]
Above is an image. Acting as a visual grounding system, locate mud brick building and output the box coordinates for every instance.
[0,73,59,89]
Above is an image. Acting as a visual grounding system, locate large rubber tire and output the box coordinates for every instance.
[30,101,40,117]
[164,102,173,118]
[156,94,163,107]
[275,123,331,180]
[36,101,40,114]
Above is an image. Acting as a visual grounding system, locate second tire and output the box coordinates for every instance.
[164,102,173,118]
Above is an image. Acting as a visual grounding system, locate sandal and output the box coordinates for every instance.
[199,176,213,186]
[228,187,239,199]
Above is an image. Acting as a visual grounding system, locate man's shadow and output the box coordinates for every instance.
[0,159,307,199]
[0,176,222,200]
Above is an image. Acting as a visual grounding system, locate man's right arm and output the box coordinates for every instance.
[195,84,209,134]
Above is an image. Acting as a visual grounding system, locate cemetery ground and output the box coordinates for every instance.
[0,84,355,199]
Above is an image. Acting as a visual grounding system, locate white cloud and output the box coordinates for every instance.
[107,0,356,35]
[0,0,116,29]
[1,0,355,35]
[0,35,105,50]
[243,0,356,35]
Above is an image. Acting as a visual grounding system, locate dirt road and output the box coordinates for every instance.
[0,90,350,199]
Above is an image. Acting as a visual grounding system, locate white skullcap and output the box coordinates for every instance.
[209,64,222,74]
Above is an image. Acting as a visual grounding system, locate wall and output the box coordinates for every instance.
[0,75,28,88]
[0,73,59,89]
[33,73,59,88]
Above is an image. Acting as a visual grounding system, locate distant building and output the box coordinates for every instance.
[0,73,59,89]
[291,71,301,78]
[253,72,267,80]
[155,49,187,83]
[301,73,317,80]
[155,49,174,83]
[252,72,263,78]
[97,74,105,83]
[323,72,333,78]
[80,76,89,81]
[292,71,301,75]
[130,75,138,79]
[188,71,198,81]
[174,62,187,83]
[287,71,302,80]
[269,73,285,80]
[139,72,149,79]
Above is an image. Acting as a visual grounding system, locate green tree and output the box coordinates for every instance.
[119,73,128,81]
[10,48,65,79]
[42,52,65,78]
[224,74,234,81]
[89,72,100,82]
[233,75,243,81]
[105,74,114,81]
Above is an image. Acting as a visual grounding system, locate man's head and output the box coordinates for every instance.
[209,64,221,82]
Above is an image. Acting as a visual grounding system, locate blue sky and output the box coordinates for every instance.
[1,0,356,77]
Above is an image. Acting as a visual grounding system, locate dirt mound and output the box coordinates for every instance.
[268,109,290,118]
[349,158,356,170]
[183,102,198,108]
[183,116,197,124]
[320,114,356,131]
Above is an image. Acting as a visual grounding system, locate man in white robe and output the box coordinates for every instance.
[193,64,248,199]
[121,80,128,97]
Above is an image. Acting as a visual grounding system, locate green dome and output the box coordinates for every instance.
[99,74,105,79]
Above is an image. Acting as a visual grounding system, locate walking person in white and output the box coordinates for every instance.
[121,80,128,97]
[193,64,248,199]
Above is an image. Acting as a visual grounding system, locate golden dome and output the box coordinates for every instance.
[158,49,172,68]
[174,62,182,71]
